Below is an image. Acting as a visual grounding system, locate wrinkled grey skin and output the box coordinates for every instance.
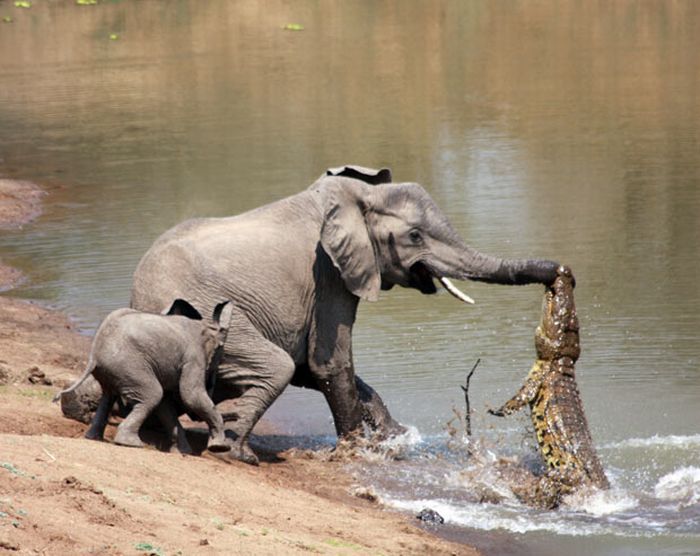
[131,166,559,465]
[55,300,234,454]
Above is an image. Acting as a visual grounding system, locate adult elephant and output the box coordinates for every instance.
[130,165,559,464]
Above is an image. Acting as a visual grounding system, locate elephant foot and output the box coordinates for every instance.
[227,439,259,466]
[170,435,194,455]
[355,375,407,439]
[169,443,194,455]
[114,428,146,448]
[207,437,231,453]
[84,429,104,441]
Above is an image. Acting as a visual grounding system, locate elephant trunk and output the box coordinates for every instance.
[458,246,560,286]
[422,244,558,305]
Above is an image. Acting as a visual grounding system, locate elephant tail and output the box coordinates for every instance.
[51,352,97,403]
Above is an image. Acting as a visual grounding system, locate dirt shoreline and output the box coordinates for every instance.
[0,182,476,555]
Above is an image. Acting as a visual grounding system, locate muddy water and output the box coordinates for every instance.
[1,1,698,554]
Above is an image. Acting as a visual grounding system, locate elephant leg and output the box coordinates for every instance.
[306,290,366,438]
[316,367,364,438]
[354,376,407,438]
[292,365,405,439]
[154,398,193,454]
[114,374,163,448]
[309,290,394,438]
[84,393,114,441]
[217,307,295,466]
[179,362,229,453]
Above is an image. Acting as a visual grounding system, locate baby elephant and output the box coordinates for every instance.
[54,299,233,453]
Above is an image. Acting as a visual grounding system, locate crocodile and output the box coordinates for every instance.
[489,265,609,508]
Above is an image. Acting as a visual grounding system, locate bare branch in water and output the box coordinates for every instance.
[460,358,481,436]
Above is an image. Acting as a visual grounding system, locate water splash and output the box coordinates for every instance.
[653,467,700,507]
[347,431,700,543]
[341,425,424,463]
[563,486,639,517]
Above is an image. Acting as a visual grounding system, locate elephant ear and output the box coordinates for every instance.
[320,185,381,302]
[164,299,203,320]
[326,165,392,185]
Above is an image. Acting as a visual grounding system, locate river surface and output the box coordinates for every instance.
[1,2,699,554]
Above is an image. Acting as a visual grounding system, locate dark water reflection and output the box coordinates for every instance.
[1,1,699,551]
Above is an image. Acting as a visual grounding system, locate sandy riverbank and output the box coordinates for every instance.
[0,180,475,555]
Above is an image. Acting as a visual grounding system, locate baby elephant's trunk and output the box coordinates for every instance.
[56,374,104,425]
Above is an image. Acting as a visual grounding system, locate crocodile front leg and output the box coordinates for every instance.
[489,360,546,417]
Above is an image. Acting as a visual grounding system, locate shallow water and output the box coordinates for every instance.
[1,1,699,554]
[346,430,700,555]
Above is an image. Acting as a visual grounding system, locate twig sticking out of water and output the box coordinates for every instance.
[460,358,481,436]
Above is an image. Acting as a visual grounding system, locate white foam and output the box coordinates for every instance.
[445,467,518,504]
[365,432,700,540]
[353,425,423,462]
[381,491,679,538]
[563,487,639,517]
[380,425,422,449]
[604,434,700,450]
[654,466,700,506]
[382,495,605,536]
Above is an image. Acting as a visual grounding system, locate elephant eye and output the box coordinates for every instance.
[408,229,423,245]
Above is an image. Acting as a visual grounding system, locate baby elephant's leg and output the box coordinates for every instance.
[114,370,163,448]
[179,363,229,453]
[154,398,193,454]
[84,393,115,441]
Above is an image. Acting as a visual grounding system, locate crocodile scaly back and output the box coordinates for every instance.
[532,266,609,490]
[490,265,609,508]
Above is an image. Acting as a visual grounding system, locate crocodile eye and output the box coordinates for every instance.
[408,229,423,245]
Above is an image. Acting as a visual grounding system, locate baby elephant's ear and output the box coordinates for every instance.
[164,299,203,320]
[212,300,234,329]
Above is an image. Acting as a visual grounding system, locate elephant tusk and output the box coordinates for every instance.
[439,277,475,305]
